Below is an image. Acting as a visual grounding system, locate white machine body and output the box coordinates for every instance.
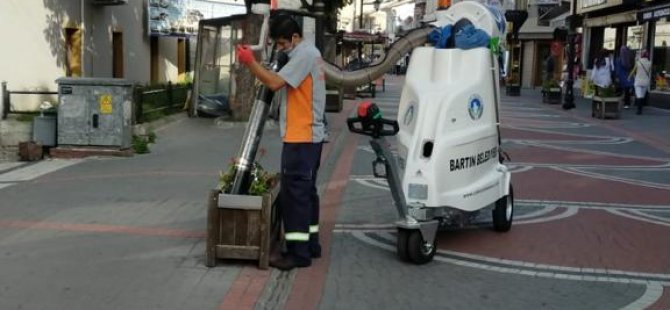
[395,1,510,212]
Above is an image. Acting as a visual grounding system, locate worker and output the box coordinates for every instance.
[236,15,326,270]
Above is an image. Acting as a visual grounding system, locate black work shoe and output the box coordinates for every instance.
[310,244,322,258]
[270,255,311,271]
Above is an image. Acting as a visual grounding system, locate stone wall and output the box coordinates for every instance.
[0,118,32,162]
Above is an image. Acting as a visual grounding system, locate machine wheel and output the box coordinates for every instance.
[396,228,410,262]
[492,185,514,232]
[407,230,436,264]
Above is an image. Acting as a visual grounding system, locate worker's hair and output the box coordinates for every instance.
[270,15,302,40]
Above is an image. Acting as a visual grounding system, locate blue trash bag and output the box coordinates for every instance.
[454,24,491,50]
[428,25,453,49]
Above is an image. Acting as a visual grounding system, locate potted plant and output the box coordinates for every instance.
[207,150,281,269]
[505,73,520,96]
[591,84,622,119]
[542,79,562,104]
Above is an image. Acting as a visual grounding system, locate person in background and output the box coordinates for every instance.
[590,49,614,96]
[616,45,634,108]
[544,52,555,83]
[629,49,652,115]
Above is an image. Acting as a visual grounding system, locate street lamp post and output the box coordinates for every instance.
[562,3,577,110]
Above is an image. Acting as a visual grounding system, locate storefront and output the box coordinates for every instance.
[577,0,640,68]
[639,1,670,108]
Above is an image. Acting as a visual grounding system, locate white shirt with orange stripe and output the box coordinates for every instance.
[277,40,327,143]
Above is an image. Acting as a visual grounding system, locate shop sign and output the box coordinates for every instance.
[639,6,670,22]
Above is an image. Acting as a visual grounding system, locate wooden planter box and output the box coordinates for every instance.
[591,96,622,119]
[206,184,280,269]
[506,85,520,96]
[542,88,562,104]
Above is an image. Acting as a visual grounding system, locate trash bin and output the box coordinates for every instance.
[56,78,134,148]
[32,115,56,147]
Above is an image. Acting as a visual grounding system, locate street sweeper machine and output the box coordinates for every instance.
[195,0,514,265]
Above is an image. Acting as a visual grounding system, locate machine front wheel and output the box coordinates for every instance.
[396,228,410,262]
[407,230,436,264]
[492,185,514,232]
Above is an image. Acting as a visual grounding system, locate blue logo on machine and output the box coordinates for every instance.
[468,95,484,120]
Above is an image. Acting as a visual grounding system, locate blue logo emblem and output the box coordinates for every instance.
[468,95,484,120]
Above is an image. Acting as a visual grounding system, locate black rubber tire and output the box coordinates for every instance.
[396,228,410,262]
[407,230,436,264]
[493,185,514,232]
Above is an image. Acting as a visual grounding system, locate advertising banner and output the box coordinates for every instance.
[148,0,245,37]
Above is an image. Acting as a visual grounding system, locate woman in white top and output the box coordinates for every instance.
[590,49,614,95]
[628,50,652,115]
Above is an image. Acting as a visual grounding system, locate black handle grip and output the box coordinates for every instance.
[347,116,399,138]
[92,114,99,129]
[378,118,399,137]
[347,117,366,135]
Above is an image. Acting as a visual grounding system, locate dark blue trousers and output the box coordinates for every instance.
[280,142,323,263]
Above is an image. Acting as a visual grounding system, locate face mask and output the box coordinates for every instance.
[283,41,295,55]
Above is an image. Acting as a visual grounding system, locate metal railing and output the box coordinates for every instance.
[134,81,190,124]
[1,81,57,120]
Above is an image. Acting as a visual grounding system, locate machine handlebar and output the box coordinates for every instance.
[347,102,399,138]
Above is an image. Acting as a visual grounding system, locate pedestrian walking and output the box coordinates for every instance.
[590,49,614,96]
[628,50,652,115]
[616,45,635,108]
[236,15,327,270]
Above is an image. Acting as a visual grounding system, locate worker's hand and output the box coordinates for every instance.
[236,45,255,65]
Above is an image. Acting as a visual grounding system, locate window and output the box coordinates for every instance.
[603,27,616,51]
[113,32,124,78]
[626,25,643,50]
[652,18,670,92]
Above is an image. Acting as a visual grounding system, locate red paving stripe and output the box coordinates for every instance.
[509,145,664,166]
[34,171,217,183]
[218,101,357,310]
[283,133,361,310]
[218,268,272,310]
[648,286,670,310]
[501,127,596,141]
[437,209,670,273]
[0,220,205,238]
[514,167,670,205]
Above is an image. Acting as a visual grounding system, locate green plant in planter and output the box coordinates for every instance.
[506,73,520,86]
[218,150,279,196]
[597,85,617,97]
[542,79,560,91]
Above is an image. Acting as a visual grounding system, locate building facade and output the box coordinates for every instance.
[0,0,243,113]
[574,0,669,107]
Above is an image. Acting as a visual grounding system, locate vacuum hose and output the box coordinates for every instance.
[323,26,434,88]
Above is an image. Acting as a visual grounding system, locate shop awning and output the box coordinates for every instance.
[538,3,570,27]
[583,10,637,27]
[518,16,555,40]
[549,12,570,28]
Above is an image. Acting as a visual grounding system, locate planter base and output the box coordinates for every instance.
[206,184,280,269]
[591,96,622,119]
[506,85,520,96]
